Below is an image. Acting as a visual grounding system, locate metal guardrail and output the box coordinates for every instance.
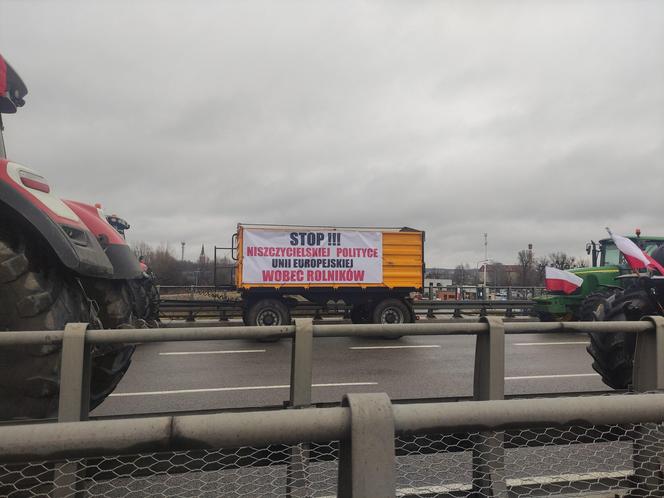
[159,298,536,321]
[2,317,664,496]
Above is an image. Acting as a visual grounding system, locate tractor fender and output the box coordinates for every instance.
[64,200,143,280]
[580,273,600,292]
[0,168,114,278]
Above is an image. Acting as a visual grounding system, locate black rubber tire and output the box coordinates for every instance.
[82,280,138,408]
[372,298,411,325]
[145,279,161,323]
[126,277,161,325]
[85,279,134,328]
[350,304,371,324]
[246,299,290,342]
[0,228,134,420]
[246,299,291,326]
[586,288,653,390]
[536,312,554,322]
[578,289,621,321]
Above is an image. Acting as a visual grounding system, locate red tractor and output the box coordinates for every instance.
[0,54,157,419]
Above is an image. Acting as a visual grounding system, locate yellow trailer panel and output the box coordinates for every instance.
[235,225,423,290]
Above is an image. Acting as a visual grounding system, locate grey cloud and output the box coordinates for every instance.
[1,0,662,263]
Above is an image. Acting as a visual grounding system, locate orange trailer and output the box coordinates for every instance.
[232,224,424,326]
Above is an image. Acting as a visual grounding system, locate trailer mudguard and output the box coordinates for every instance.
[0,159,113,278]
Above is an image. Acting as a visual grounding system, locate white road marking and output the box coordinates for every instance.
[159,349,266,356]
[319,470,631,498]
[514,341,589,346]
[350,345,441,350]
[506,373,599,380]
[110,382,378,397]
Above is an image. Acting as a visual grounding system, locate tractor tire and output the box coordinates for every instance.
[0,228,134,420]
[145,279,161,324]
[126,277,161,326]
[586,288,654,390]
[81,279,141,409]
[578,289,621,321]
[536,311,556,322]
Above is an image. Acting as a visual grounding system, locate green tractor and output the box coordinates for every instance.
[533,231,664,322]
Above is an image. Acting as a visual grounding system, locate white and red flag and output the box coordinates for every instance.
[544,266,583,294]
[607,229,664,275]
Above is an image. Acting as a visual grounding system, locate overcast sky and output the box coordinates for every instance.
[1,0,662,267]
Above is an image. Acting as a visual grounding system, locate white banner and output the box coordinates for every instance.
[242,228,383,284]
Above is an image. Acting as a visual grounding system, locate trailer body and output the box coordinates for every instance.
[233,224,424,326]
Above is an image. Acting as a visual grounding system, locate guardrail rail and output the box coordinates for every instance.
[1,316,664,497]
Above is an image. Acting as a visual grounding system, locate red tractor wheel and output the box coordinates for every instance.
[0,226,134,419]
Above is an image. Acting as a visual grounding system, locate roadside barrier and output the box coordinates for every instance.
[1,317,664,496]
[158,298,535,321]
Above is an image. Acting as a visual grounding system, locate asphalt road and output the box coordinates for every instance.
[92,318,610,417]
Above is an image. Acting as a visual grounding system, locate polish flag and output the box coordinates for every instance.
[545,267,583,294]
[610,233,664,275]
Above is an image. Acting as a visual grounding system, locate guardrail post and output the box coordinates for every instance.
[54,322,91,498]
[633,316,664,392]
[287,318,314,497]
[474,317,505,401]
[630,316,664,495]
[290,318,313,408]
[472,316,506,497]
[338,393,396,498]
[58,322,91,422]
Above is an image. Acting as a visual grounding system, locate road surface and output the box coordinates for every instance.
[93,318,609,417]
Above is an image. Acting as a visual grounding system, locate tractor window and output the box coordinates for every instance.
[601,243,621,266]
[644,241,664,255]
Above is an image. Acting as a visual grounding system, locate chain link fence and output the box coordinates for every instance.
[4,420,664,497]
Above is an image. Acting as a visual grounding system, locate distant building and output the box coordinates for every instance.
[424,278,453,289]
[199,244,209,265]
[478,263,521,286]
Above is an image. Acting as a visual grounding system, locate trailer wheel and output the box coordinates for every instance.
[246,298,291,327]
[373,298,411,325]
[350,304,371,324]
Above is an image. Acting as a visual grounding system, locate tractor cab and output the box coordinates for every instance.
[588,233,664,268]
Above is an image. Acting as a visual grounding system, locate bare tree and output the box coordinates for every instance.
[535,256,549,285]
[547,252,587,270]
[453,263,477,285]
[517,249,534,285]
[132,241,154,259]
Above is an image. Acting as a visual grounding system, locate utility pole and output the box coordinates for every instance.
[181,241,185,261]
[483,233,488,292]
